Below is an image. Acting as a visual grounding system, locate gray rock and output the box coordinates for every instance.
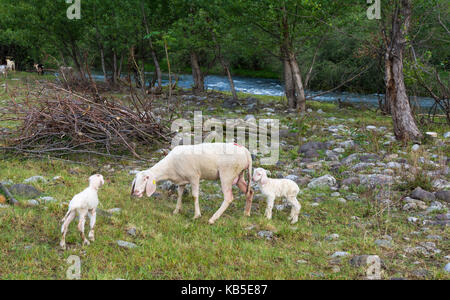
[432,179,450,190]
[339,140,355,149]
[1,179,13,186]
[426,201,445,213]
[349,255,380,268]
[387,162,402,169]
[443,132,450,139]
[426,235,442,241]
[435,190,450,203]
[326,234,340,241]
[28,200,39,206]
[117,240,137,249]
[341,177,360,187]
[359,174,393,188]
[412,144,420,152]
[24,176,47,184]
[352,162,375,172]
[445,263,450,273]
[374,239,392,249]
[408,217,419,223]
[411,269,429,279]
[411,187,435,202]
[285,175,299,182]
[331,192,340,197]
[9,184,41,198]
[107,208,122,214]
[257,230,274,240]
[331,251,350,258]
[40,196,57,204]
[299,142,329,154]
[127,227,137,237]
[308,175,337,188]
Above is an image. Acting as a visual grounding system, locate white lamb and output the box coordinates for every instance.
[60,174,104,249]
[6,59,15,72]
[0,65,7,78]
[253,168,301,224]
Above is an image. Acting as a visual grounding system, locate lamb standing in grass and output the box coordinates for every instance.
[60,174,104,249]
[253,168,301,224]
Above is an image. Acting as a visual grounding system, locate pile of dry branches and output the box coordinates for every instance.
[0,83,171,159]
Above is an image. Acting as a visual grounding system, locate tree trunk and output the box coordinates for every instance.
[288,51,306,112]
[385,0,422,141]
[141,3,162,88]
[191,51,204,93]
[100,47,107,83]
[112,50,118,84]
[283,54,296,108]
[221,58,238,101]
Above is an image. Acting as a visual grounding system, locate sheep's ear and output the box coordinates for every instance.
[145,176,157,197]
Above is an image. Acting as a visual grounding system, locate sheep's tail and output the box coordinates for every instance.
[246,149,253,196]
[61,208,72,225]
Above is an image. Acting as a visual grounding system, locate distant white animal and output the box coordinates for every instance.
[60,174,105,249]
[253,168,301,224]
[131,143,254,224]
[34,63,44,75]
[6,59,15,72]
[0,65,7,78]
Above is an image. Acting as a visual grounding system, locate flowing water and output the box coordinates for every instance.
[87,72,436,108]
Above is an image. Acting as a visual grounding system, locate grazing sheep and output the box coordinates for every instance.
[34,63,44,75]
[131,143,254,224]
[253,168,301,224]
[60,174,105,249]
[6,59,15,72]
[0,65,7,78]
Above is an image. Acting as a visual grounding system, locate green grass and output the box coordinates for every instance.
[0,72,449,280]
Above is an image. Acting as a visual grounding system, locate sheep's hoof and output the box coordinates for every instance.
[193,214,202,220]
[83,240,90,246]
[173,209,180,215]
[60,242,66,250]
[208,218,215,225]
[290,218,298,224]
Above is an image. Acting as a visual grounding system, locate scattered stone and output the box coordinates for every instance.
[285,175,299,182]
[326,233,340,241]
[426,201,445,213]
[411,269,429,279]
[107,208,122,214]
[339,140,355,149]
[386,162,402,169]
[24,176,46,184]
[408,217,419,223]
[331,192,340,197]
[331,266,341,273]
[412,144,420,152]
[359,174,393,188]
[341,177,360,186]
[0,204,8,209]
[443,132,450,139]
[117,240,137,249]
[337,198,347,203]
[9,184,41,198]
[27,200,39,206]
[296,259,308,264]
[310,203,320,207]
[435,190,450,203]
[425,132,437,138]
[257,230,274,240]
[444,263,450,273]
[352,162,375,172]
[411,187,435,202]
[331,251,349,258]
[374,239,392,249]
[403,197,428,211]
[127,227,137,237]
[307,175,337,188]
[432,179,450,190]
[349,255,380,268]
[366,125,377,131]
[426,235,442,241]
[346,193,361,202]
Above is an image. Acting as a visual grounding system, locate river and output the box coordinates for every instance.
[87,72,435,108]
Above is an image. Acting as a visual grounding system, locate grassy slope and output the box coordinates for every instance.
[0,73,448,279]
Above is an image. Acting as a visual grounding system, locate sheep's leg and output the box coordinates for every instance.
[191,181,202,219]
[88,209,96,242]
[77,209,90,246]
[209,177,234,224]
[60,210,76,249]
[287,196,301,224]
[237,176,253,217]
[265,195,275,220]
[173,185,185,215]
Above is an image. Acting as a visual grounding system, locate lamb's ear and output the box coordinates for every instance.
[260,172,269,185]
[145,175,157,197]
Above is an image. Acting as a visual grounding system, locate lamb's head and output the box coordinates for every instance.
[89,174,105,190]
[131,170,156,198]
[253,168,268,185]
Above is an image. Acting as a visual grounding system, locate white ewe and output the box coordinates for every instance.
[253,168,301,224]
[60,174,104,249]
[131,143,254,224]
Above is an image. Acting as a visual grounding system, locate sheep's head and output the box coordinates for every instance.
[89,174,105,190]
[253,168,268,185]
[131,171,156,198]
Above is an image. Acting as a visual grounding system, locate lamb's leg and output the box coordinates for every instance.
[287,196,301,224]
[209,177,234,224]
[265,195,275,220]
[60,210,76,249]
[88,209,96,242]
[77,209,90,246]
[237,176,253,217]
[191,181,201,219]
[173,185,185,215]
